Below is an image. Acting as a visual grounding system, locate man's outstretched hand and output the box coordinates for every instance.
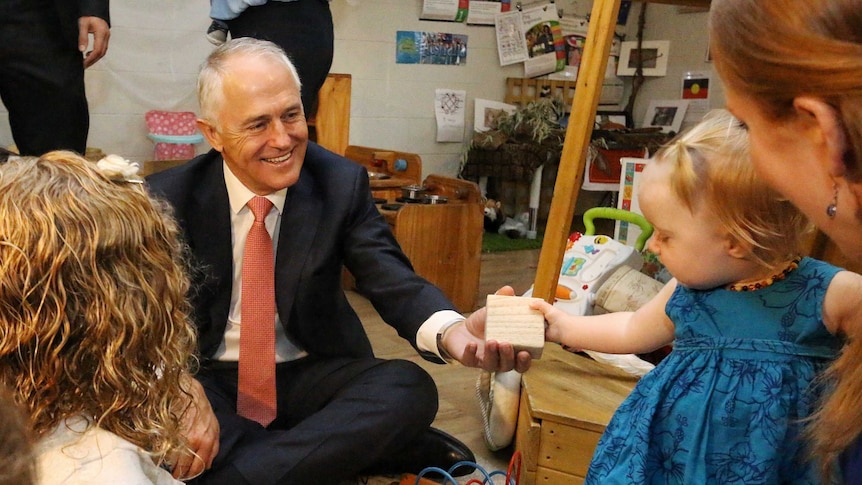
[441,286,532,374]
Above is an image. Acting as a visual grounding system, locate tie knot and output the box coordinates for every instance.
[248,196,273,222]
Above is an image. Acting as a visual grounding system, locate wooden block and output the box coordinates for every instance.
[485,294,545,359]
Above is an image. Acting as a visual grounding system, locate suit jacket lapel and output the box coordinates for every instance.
[275,170,322,325]
[188,160,234,322]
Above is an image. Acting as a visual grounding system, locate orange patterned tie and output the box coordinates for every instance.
[237,196,277,426]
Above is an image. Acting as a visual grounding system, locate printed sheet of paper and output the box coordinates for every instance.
[421,0,468,22]
[467,0,511,25]
[494,9,528,66]
[435,89,466,142]
[520,4,566,78]
[547,15,589,81]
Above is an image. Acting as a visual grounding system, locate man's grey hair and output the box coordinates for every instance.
[197,37,302,125]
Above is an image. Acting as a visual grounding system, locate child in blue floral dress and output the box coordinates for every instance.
[531,109,862,484]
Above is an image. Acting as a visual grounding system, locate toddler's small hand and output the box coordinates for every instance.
[530,300,563,344]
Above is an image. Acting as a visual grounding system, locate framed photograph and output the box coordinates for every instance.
[595,110,632,129]
[617,40,670,77]
[473,98,517,132]
[642,99,689,133]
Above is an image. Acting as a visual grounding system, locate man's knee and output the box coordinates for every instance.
[367,359,438,420]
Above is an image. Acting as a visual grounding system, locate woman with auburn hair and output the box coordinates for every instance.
[709,0,862,481]
[0,151,199,483]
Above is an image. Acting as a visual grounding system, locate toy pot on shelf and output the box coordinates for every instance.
[400,184,427,201]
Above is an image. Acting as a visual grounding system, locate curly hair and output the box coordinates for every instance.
[653,109,812,269]
[0,151,197,465]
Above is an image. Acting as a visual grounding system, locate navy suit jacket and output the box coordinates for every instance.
[147,143,456,363]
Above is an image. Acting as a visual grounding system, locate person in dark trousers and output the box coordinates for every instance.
[206,0,332,118]
[0,0,110,156]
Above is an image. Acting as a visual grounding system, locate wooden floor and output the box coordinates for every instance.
[347,248,542,481]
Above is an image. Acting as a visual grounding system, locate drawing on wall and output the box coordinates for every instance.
[435,89,467,142]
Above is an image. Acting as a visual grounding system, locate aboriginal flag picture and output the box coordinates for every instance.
[683,77,709,99]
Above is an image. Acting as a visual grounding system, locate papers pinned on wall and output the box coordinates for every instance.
[421,0,513,24]
[546,15,589,82]
[680,71,711,128]
[420,0,469,22]
[494,3,566,78]
[467,0,512,25]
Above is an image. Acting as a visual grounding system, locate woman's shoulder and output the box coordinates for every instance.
[799,256,845,275]
[820,261,862,336]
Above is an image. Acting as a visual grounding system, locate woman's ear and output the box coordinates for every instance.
[793,97,849,178]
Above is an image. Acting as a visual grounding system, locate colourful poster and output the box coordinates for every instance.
[397,31,469,66]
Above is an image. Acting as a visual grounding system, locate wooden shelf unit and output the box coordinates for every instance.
[515,346,638,485]
[308,73,351,156]
[344,146,484,313]
[378,198,483,313]
[504,77,577,109]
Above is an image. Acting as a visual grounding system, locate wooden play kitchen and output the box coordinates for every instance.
[344,146,484,313]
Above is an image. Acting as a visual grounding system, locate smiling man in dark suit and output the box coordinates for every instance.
[147,38,532,484]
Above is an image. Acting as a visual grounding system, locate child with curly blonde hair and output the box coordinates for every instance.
[0,151,199,483]
[532,110,862,483]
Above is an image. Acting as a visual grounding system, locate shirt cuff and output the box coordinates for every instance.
[416,310,465,360]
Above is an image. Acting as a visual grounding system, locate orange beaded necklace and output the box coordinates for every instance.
[726,258,802,292]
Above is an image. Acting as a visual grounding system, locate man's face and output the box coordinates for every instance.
[199,55,308,195]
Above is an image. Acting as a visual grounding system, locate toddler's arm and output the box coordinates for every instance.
[531,279,677,355]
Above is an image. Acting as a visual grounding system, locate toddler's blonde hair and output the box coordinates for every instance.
[653,109,811,269]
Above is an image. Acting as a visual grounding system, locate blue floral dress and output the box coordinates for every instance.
[586,257,843,484]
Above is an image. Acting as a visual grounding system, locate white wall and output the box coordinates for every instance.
[0,1,718,178]
[329,0,522,177]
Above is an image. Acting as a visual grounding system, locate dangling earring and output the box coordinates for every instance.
[826,181,838,219]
